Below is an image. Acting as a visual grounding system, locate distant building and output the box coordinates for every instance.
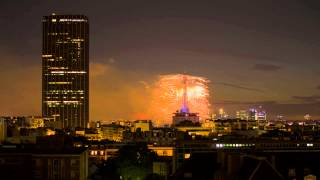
[248,108,257,121]
[248,108,267,122]
[83,129,102,141]
[0,118,7,144]
[117,120,132,127]
[132,120,152,132]
[214,119,255,135]
[25,116,45,128]
[218,108,228,119]
[256,111,267,121]
[88,148,107,162]
[43,117,63,129]
[1,116,55,129]
[42,14,89,128]
[88,144,121,162]
[172,110,200,126]
[89,121,101,129]
[1,116,29,128]
[101,123,125,142]
[236,110,248,120]
[304,114,311,121]
[5,127,56,145]
[148,145,174,157]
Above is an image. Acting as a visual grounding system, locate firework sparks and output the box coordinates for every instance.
[148,74,211,126]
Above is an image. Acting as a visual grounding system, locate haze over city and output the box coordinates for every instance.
[3,1,320,180]
[1,0,320,121]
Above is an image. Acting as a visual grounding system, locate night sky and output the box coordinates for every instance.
[1,0,320,121]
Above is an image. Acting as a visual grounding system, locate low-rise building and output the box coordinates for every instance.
[132,120,152,132]
[0,145,88,180]
[101,123,125,142]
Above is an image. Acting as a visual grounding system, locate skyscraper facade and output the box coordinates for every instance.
[42,14,89,128]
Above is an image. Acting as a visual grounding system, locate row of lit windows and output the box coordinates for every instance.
[42,55,63,59]
[56,40,84,44]
[48,104,80,108]
[44,73,74,76]
[46,100,82,108]
[71,39,84,42]
[50,71,86,74]
[48,82,72,85]
[56,41,74,44]
[90,150,104,156]
[48,67,68,70]
[46,92,83,96]
[63,100,80,104]
[46,100,80,104]
[216,143,316,149]
[46,90,84,94]
[46,96,84,99]
[51,19,87,22]
[42,55,64,62]
[215,143,255,148]
[44,59,58,62]
[47,33,69,36]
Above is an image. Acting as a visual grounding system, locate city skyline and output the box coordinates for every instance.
[1,1,320,121]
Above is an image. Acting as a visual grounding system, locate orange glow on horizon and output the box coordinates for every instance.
[132,113,150,120]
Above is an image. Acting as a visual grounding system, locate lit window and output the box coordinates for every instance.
[307,143,314,147]
[184,153,191,159]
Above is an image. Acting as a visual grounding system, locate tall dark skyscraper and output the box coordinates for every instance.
[42,14,89,128]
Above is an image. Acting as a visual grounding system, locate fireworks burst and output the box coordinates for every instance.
[148,74,211,126]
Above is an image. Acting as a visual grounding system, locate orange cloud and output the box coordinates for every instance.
[89,63,154,122]
[0,64,41,116]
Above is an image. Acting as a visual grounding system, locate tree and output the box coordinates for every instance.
[97,143,158,180]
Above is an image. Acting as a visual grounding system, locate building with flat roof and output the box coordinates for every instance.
[42,14,89,128]
[0,145,88,180]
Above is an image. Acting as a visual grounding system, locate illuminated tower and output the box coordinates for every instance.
[181,75,189,113]
[42,14,89,128]
[248,108,257,121]
[172,75,200,126]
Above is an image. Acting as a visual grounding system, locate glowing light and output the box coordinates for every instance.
[63,101,79,104]
[42,54,52,58]
[59,19,87,22]
[184,153,191,159]
[51,71,86,74]
[48,82,72,85]
[148,74,211,126]
[219,108,224,115]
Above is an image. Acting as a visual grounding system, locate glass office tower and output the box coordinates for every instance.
[42,14,89,128]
